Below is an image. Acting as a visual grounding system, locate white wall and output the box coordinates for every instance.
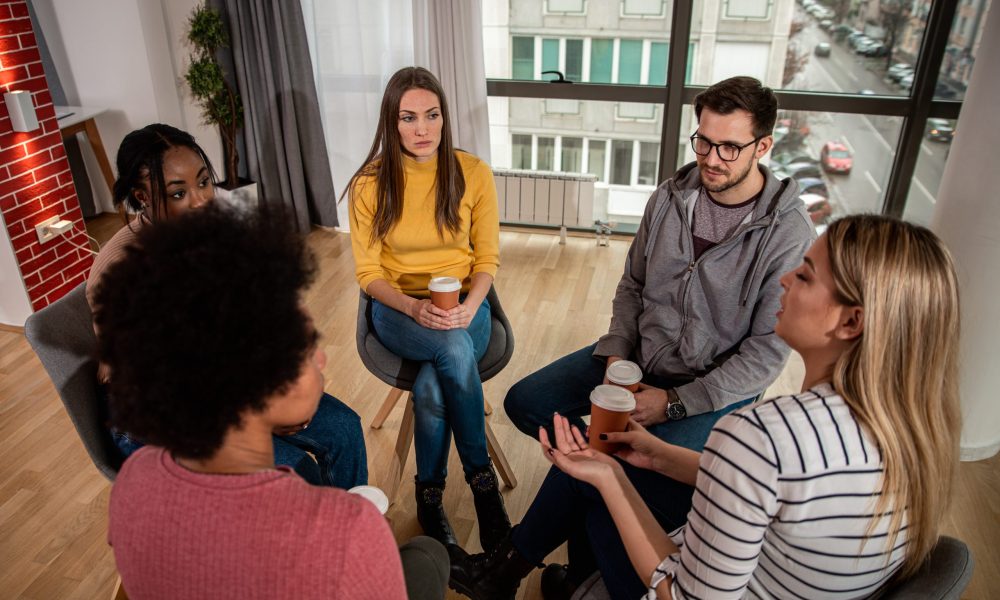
[932,2,1000,461]
[31,0,222,213]
[0,219,33,326]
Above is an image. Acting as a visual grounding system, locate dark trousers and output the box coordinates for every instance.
[512,463,694,600]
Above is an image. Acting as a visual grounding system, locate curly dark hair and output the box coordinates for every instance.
[94,206,318,459]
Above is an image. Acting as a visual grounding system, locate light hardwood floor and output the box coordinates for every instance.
[0,220,996,599]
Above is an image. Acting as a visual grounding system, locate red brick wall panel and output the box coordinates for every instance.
[9,2,26,17]
[0,34,19,51]
[0,16,30,36]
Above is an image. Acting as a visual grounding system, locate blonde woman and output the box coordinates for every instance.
[458,214,961,600]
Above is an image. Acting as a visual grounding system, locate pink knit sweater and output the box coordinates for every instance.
[109,446,405,599]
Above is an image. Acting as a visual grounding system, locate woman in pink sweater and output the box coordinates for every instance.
[95,207,447,599]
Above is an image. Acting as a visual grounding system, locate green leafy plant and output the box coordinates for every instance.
[184,3,243,188]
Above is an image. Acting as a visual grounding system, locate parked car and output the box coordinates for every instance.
[819,19,835,30]
[935,82,959,99]
[887,63,913,83]
[820,141,853,174]
[779,162,825,181]
[899,73,914,90]
[800,193,833,224]
[814,42,831,57]
[797,177,830,197]
[854,39,879,54]
[772,152,818,168]
[925,118,955,142]
[848,33,870,49]
[860,43,889,57]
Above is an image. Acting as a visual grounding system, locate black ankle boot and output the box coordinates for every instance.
[415,479,457,547]
[467,466,512,554]
[540,563,579,600]
[449,531,538,600]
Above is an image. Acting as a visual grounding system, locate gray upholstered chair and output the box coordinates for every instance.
[570,536,974,600]
[25,282,122,481]
[356,285,517,503]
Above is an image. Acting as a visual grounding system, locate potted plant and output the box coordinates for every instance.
[184,3,253,201]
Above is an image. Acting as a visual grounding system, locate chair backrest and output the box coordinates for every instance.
[570,536,974,600]
[355,285,515,391]
[24,282,122,481]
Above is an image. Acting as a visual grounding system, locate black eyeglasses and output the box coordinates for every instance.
[689,133,762,162]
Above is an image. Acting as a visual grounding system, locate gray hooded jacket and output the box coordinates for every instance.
[594,162,816,416]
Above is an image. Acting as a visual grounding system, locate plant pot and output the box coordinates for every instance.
[216,178,258,212]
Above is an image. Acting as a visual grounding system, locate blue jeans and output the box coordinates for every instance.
[108,387,367,488]
[371,296,491,483]
[504,343,755,452]
[513,463,694,599]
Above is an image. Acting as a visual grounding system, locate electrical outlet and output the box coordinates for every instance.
[35,216,74,245]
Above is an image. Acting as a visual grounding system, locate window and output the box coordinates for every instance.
[622,0,665,17]
[638,142,660,185]
[542,38,560,77]
[544,99,581,114]
[566,39,584,81]
[724,0,770,19]
[618,39,643,84]
[590,39,614,83]
[512,36,534,80]
[610,140,633,185]
[617,102,657,120]
[512,134,532,169]
[537,137,556,171]
[648,42,668,86]
[588,139,607,182]
[546,0,585,13]
[561,137,583,172]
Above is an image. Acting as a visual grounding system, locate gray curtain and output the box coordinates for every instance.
[215,0,338,230]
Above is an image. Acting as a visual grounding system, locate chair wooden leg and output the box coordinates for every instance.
[384,394,415,504]
[371,387,405,429]
[484,399,493,416]
[111,575,128,600]
[485,422,517,489]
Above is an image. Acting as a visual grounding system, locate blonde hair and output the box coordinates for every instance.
[826,215,961,578]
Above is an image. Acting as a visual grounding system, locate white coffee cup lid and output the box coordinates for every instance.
[348,485,389,514]
[590,384,636,412]
[429,276,461,293]
[606,360,642,386]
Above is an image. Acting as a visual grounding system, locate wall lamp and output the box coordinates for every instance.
[4,90,40,132]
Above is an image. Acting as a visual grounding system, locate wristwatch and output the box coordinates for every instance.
[665,389,686,421]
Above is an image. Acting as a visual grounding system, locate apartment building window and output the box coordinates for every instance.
[617,102,657,120]
[544,99,581,114]
[566,39,584,81]
[561,137,584,173]
[542,38,559,74]
[649,42,668,86]
[546,0,586,14]
[638,142,660,185]
[724,0,770,19]
[590,38,614,83]
[588,139,607,182]
[537,137,556,171]
[512,134,532,170]
[622,0,666,17]
[610,140,634,185]
[618,39,643,84]
[512,36,534,80]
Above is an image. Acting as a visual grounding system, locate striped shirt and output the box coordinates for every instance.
[648,383,906,599]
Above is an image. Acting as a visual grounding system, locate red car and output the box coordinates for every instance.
[820,141,853,174]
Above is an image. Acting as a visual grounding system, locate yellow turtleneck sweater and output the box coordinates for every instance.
[349,151,500,297]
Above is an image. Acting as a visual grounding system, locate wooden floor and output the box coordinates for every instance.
[0,218,996,599]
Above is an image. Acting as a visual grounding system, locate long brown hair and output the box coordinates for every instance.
[343,67,465,246]
[826,215,961,578]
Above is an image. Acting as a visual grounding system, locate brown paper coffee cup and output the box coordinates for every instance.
[589,384,636,454]
[606,360,642,392]
[428,276,461,310]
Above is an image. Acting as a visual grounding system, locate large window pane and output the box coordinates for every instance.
[590,39,614,83]
[618,39,642,84]
[566,39,584,82]
[611,140,634,185]
[542,38,560,77]
[588,139,607,182]
[933,0,988,101]
[638,142,660,185]
[561,137,583,173]
[649,42,668,86]
[902,118,956,226]
[537,136,556,171]
[512,134,532,169]
[512,36,534,80]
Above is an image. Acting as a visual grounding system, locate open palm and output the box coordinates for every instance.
[539,414,618,486]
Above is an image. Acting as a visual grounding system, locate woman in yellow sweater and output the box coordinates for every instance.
[346,67,509,561]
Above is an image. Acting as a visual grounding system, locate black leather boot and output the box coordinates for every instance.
[449,531,538,600]
[540,563,578,600]
[467,466,512,554]
[415,479,457,547]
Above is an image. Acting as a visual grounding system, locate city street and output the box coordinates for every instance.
[778,7,950,225]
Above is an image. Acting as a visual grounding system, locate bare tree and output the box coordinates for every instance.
[783,43,810,87]
[880,0,912,68]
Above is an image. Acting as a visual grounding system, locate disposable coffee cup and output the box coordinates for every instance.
[588,384,636,454]
[606,360,642,392]
[348,485,389,515]
[428,276,461,310]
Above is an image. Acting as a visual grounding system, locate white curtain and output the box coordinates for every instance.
[300,0,490,230]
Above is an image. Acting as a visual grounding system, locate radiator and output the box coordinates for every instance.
[493,169,597,236]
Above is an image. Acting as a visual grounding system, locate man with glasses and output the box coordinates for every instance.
[505,76,815,453]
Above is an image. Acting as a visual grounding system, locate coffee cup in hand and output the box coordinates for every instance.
[606,360,642,392]
[428,276,461,310]
[588,384,636,454]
